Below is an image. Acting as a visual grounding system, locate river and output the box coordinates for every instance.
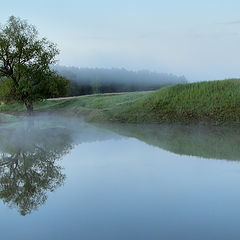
[0,115,240,240]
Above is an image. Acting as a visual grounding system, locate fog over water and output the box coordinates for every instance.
[1,115,240,239]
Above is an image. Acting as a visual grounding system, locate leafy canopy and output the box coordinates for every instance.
[0,16,68,111]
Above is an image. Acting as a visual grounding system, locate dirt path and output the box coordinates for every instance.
[48,91,153,101]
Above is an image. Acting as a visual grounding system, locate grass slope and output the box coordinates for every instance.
[89,79,240,125]
[1,79,240,125]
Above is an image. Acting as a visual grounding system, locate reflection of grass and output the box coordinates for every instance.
[2,79,240,125]
[98,123,240,161]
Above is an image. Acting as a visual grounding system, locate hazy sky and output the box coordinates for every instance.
[1,0,240,81]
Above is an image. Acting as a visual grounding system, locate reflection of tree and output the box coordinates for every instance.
[0,123,74,216]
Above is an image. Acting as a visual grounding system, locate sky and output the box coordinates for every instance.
[1,0,240,81]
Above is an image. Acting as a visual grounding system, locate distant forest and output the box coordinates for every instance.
[53,66,187,96]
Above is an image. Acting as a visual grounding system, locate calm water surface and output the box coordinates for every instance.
[1,115,240,240]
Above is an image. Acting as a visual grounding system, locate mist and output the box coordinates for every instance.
[54,65,187,96]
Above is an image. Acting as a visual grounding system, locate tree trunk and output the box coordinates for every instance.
[25,102,33,115]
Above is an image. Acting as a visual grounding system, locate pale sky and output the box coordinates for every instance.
[1,0,240,81]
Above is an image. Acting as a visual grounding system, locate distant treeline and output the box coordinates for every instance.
[53,66,187,96]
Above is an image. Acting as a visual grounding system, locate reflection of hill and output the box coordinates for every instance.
[97,123,240,161]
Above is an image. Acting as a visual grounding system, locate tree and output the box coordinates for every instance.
[0,16,69,114]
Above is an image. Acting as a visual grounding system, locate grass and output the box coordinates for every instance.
[0,92,148,115]
[1,79,240,125]
[88,79,240,125]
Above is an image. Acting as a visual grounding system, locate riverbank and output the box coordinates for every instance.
[1,79,240,125]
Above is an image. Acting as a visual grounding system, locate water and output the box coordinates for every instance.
[1,115,240,240]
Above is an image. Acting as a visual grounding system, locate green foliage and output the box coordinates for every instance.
[41,72,69,98]
[0,16,69,112]
[0,78,15,103]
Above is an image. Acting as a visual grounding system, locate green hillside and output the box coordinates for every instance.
[89,79,240,125]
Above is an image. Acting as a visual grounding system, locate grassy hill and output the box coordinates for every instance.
[1,79,240,125]
[88,79,240,125]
